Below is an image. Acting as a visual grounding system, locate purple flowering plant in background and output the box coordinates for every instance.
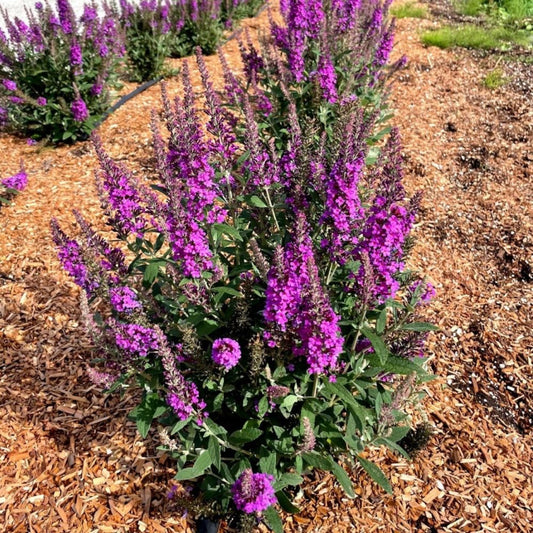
[0,0,124,143]
[51,0,435,529]
[107,0,266,82]
[107,0,173,82]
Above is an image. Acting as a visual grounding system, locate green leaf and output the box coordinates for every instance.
[295,454,303,473]
[129,393,166,439]
[277,472,303,489]
[196,319,220,337]
[400,322,439,332]
[376,308,387,335]
[257,396,270,417]
[259,452,277,476]
[263,506,283,533]
[208,436,221,470]
[212,285,242,298]
[367,353,425,375]
[212,223,243,242]
[324,381,369,429]
[357,455,392,494]
[204,417,227,437]
[388,425,411,443]
[228,427,263,446]
[361,326,389,365]
[301,451,332,471]
[280,395,299,410]
[248,195,268,208]
[143,260,165,285]
[170,418,189,435]
[174,467,197,481]
[275,490,300,514]
[374,437,410,459]
[330,461,355,498]
[192,449,212,476]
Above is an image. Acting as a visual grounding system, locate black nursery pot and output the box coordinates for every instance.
[196,517,220,533]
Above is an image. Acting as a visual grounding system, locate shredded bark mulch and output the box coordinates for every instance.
[1,2,532,531]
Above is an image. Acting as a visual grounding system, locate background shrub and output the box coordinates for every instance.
[0,0,124,144]
[109,0,172,82]
[166,0,224,57]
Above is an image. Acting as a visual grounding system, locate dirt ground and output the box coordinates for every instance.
[0,1,532,532]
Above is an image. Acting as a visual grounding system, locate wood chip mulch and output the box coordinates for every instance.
[1,1,532,531]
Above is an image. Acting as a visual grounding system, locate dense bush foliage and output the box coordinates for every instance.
[0,0,124,143]
[52,0,434,530]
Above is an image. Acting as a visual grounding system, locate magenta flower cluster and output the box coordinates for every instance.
[109,286,142,314]
[211,338,241,370]
[2,169,27,191]
[70,41,83,68]
[231,469,277,514]
[94,135,147,238]
[2,79,16,91]
[113,322,159,357]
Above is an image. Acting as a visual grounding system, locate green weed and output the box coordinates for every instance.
[390,2,428,18]
[498,0,533,19]
[482,67,508,88]
[421,24,532,49]
[457,0,485,16]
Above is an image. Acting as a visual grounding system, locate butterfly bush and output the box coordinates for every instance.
[106,0,172,81]
[0,0,124,143]
[110,0,266,81]
[52,0,434,529]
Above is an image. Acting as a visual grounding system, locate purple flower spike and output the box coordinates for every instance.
[156,329,206,422]
[2,79,17,91]
[212,338,241,370]
[317,53,337,104]
[71,98,88,122]
[70,41,83,66]
[51,218,99,296]
[232,469,277,514]
[36,97,47,106]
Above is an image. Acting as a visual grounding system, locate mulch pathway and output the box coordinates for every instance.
[1,1,532,531]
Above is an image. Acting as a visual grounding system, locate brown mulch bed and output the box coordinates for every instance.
[1,1,532,531]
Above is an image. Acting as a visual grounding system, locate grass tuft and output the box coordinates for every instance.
[482,67,508,88]
[390,2,428,19]
[457,0,485,16]
[421,24,532,49]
